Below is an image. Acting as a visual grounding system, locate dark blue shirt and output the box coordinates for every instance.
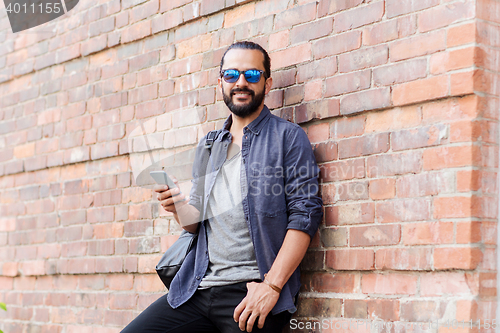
[167,105,323,314]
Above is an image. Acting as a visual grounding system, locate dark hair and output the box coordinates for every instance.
[220,41,271,79]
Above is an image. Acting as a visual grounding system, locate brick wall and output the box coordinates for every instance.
[0,0,498,332]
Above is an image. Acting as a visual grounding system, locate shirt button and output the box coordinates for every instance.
[245,135,248,139]
[196,276,200,280]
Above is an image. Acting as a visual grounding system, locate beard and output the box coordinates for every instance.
[222,86,265,118]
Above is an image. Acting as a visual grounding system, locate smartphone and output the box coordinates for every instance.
[149,170,177,189]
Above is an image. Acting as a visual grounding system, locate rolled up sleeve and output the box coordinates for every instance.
[283,126,323,238]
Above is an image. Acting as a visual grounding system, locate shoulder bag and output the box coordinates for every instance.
[155,129,221,289]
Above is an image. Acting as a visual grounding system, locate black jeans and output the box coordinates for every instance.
[121,282,292,333]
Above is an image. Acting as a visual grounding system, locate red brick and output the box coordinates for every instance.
[301,272,357,293]
[296,298,342,318]
[169,55,202,77]
[297,57,337,83]
[56,44,81,64]
[307,123,329,143]
[269,30,289,51]
[101,60,128,80]
[325,202,375,226]
[122,21,151,44]
[271,43,311,70]
[392,123,448,151]
[318,0,363,17]
[326,249,374,270]
[434,247,482,270]
[402,221,454,245]
[350,224,400,247]
[325,70,370,97]
[365,105,421,133]
[340,88,391,115]
[330,114,365,139]
[457,221,482,244]
[376,248,432,270]
[447,22,476,47]
[274,2,316,30]
[130,0,159,23]
[362,273,418,295]
[304,80,322,102]
[430,47,475,75]
[400,300,447,322]
[152,8,183,33]
[373,59,427,86]
[397,172,454,198]
[363,19,403,46]
[320,184,336,205]
[334,1,384,32]
[89,17,115,37]
[339,45,388,73]
[419,2,474,33]
[313,31,362,59]
[477,20,500,48]
[393,76,448,106]
[129,51,160,73]
[312,141,338,163]
[369,178,395,200]
[101,92,128,111]
[129,84,158,104]
[390,30,446,62]
[320,227,347,247]
[423,145,481,170]
[336,180,369,201]
[450,70,475,96]
[422,95,478,124]
[367,299,400,321]
[343,300,367,319]
[433,196,472,219]
[159,0,191,12]
[367,151,420,177]
[376,198,431,223]
[386,0,440,18]
[165,91,198,111]
[338,133,389,159]
[284,85,303,106]
[295,99,340,123]
[457,170,481,192]
[421,272,477,296]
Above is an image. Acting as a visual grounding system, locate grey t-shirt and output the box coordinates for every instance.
[199,148,261,288]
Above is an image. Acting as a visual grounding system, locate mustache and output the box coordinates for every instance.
[230,88,255,96]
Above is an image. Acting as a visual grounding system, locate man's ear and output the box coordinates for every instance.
[264,77,273,95]
[218,77,223,94]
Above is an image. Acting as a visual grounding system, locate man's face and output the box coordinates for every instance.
[219,49,272,118]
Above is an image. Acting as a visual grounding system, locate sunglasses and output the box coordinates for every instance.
[220,69,265,83]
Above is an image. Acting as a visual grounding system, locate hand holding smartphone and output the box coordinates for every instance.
[150,170,177,189]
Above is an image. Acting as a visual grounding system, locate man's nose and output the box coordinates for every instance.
[234,73,249,86]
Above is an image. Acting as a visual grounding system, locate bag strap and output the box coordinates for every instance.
[199,129,222,222]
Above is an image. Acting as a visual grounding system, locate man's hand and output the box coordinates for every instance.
[154,177,187,214]
[233,281,280,332]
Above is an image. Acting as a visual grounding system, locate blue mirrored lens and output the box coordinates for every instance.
[244,70,262,83]
[223,70,240,83]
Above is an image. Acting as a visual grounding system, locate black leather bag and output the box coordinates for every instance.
[155,130,221,289]
[155,230,197,289]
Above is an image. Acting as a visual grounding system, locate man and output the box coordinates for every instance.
[122,41,323,333]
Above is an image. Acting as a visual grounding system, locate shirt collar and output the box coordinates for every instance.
[222,105,271,136]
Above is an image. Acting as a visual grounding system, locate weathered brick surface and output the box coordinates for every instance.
[0,0,497,331]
